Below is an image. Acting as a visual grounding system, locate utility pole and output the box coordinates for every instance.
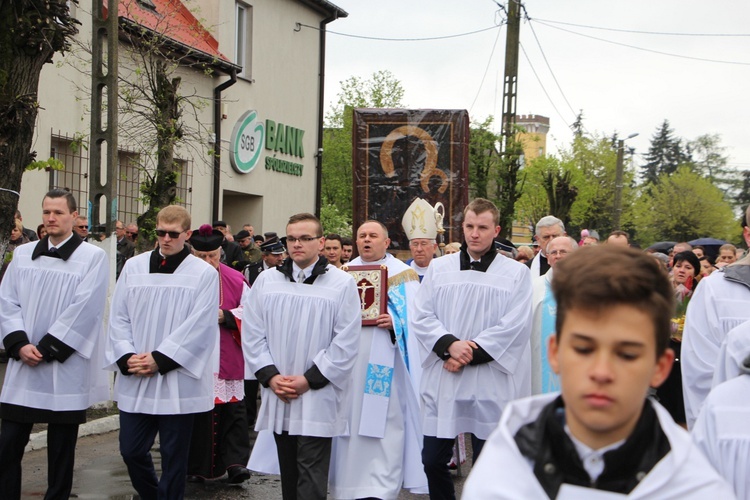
[496,0,522,238]
[90,0,119,235]
[500,0,520,148]
[612,132,638,231]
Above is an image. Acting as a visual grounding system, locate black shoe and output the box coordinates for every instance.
[227,466,251,484]
[187,475,205,483]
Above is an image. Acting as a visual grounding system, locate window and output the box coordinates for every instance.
[235,2,252,78]
[173,158,193,210]
[117,152,142,224]
[50,133,90,217]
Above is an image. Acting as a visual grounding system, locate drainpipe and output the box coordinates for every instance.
[213,69,238,222]
[315,12,338,218]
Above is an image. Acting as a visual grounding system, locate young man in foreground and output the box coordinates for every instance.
[463,245,733,499]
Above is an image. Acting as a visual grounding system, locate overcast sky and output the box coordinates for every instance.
[322,0,750,173]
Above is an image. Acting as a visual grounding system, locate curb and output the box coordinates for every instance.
[25,415,121,453]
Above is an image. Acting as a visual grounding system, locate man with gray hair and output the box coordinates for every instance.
[529,215,565,277]
[682,204,750,429]
[530,236,578,395]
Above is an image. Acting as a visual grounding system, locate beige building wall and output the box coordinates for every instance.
[18,0,339,238]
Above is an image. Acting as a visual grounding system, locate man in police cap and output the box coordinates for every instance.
[243,237,286,287]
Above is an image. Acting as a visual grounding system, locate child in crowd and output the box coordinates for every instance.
[463,245,733,499]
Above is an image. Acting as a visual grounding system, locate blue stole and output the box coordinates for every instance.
[540,280,560,393]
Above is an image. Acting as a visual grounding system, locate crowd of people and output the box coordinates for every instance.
[0,190,749,499]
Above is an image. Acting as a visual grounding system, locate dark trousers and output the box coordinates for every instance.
[187,400,250,478]
[422,434,485,500]
[273,431,332,500]
[119,411,195,500]
[0,418,79,500]
[244,380,259,426]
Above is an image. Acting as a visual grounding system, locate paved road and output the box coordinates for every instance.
[19,427,471,499]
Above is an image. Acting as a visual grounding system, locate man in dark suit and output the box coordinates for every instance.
[243,237,286,286]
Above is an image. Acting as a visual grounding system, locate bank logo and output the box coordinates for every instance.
[230,110,265,174]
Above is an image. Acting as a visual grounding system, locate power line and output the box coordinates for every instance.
[297,22,500,42]
[532,19,750,66]
[521,6,577,119]
[519,41,571,131]
[470,24,505,114]
[530,18,750,37]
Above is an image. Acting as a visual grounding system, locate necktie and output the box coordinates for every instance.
[45,247,61,259]
[297,270,306,283]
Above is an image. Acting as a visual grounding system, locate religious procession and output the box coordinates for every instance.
[1,186,749,500]
[2,1,750,499]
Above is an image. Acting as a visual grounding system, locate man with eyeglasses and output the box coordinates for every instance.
[529,215,566,278]
[125,222,138,243]
[402,198,443,282]
[531,235,578,395]
[244,213,360,500]
[105,205,218,499]
[73,215,90,241]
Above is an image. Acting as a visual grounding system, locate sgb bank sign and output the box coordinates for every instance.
[230,110,264,174]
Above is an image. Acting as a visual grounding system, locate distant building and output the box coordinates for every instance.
[516,114,550,161]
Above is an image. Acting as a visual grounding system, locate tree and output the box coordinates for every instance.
[633,166,738,244]
[738,170,750,210]
[0,0,79,259]
[516,155,580,230]
[66,2,220,252]
[321,70,406,227]
[468,117,500,200]
[641,120,691,184]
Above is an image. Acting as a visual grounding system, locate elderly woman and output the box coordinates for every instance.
[656,250,701,428]
[1,219,29,282]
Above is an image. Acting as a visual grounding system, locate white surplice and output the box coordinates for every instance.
[243,264,361,437]
[463,393,736,499]
[681,267,750,428]
[412,252,532,440]
[712,319,750,389]
[693,373,750,500]
[0,240,109,410]
[329,253,428,499]
[105,252,219,414]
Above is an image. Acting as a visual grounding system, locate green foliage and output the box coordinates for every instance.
[468,117,500,200]
[320,203,352,237]
[322,70,407,221]
[633,166,739,244]
[25,157,64,171]
[641,120,691,185]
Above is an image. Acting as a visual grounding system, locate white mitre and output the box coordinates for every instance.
[402,198,445,240]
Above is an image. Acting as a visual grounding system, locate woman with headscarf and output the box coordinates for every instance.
[656,250,701,427]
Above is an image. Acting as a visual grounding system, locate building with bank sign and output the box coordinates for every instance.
[17,0,346,236]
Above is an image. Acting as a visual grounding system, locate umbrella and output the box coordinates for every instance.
[647,241,676,254]
[688,238,727,247]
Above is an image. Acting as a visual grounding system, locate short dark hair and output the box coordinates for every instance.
[552,245,674,355]
[44,189,77,212]
[341,236,353,247]
[673,251,701,278]
[357,220,389,239]
[287,213,322,237]
[607,230,629,242]
[326,233,342,244]
[464,198,499,225]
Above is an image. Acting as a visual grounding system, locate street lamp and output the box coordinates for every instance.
[613,132,638,231]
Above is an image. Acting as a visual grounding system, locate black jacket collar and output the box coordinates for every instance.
[31,233,83,261]
[149,245,191,274]
[278,255,329,284]
[514,396,670,497]
[459,241,497,272]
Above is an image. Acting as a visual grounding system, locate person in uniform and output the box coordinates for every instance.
[0,189,109,499]
[463,245,734,499]
[412,198,533,500]
[244,213,361,500]
[106,205,218,499]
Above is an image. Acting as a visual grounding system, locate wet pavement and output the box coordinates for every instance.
[2,361,470,499]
